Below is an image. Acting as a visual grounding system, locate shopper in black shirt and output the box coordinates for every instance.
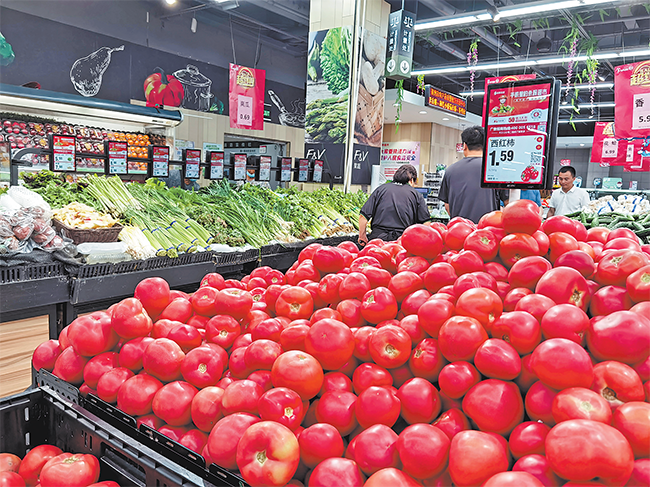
[358,164,430,246]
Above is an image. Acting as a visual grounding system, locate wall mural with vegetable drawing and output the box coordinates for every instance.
[354,29,386,148]
[0,7,304,123]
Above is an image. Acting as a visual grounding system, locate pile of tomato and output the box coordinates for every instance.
[29,199,650,487]
[0,448,118,487]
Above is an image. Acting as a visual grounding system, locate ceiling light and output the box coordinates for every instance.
[164,0,176,5]
[537,37,552,53]
[442,117,450,121]
[191,17,197,33]
[560,102,616,110]
[415,15,485,31]
[487,5,502,21]
[498,0,581,19]
[621,49,650,57]
[558,119,610,124]
[419,110,428,114]
[580,143,585,146]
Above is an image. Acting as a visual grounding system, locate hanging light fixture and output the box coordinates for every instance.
[537,36,552,53]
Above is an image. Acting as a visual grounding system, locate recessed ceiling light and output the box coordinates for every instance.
[442,117,450,121]
[165,0,176,5]
[419,110,428,114]
[580,143,585,146]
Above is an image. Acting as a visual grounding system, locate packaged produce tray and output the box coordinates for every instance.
[0,262,64,284]
[31,369,248,487]
[52,219,123,245]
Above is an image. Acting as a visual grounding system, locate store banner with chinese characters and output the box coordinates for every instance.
[425,85,466,117]
[614,60,650,138]
[229,64,265,130]
[379,141,420,181]
[482,74,536,125]
[623,138,650,172]
[590,122,626,165]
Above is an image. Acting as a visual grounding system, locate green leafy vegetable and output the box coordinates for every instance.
[320,27,352,95]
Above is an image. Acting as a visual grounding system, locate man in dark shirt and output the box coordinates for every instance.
[439,126,508,224]
[358,164,430,245]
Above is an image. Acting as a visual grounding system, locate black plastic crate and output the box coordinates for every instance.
[1,262,65,284]
[0,266,23,284]
[78,262,115,279]
[192,250,217,264]
[240,248,260,264]
[171,253,196,267]
[144,256,172,270]
[113,259,147,275]
[214,252,241,266]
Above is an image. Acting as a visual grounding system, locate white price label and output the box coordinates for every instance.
[602,138,619,159]
[632,93,650,130]
[238,95,253,127]
[485,135,545,184]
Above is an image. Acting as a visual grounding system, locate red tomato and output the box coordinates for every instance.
[423,262,458,293]
[142,337,185,382]
[67,311,118,357]
[280,324,309,352]
[361,266,392,289]
[52,346,88,386]
[627,458,650,487]
[116,372,163,416]
[397,255,430,274]
[448,430,509,487]
[626,265,650,303]
[438,316,488,362]
[542,215,579,237]
[446,222,475,251]
[338,272,371,301]
[360,287,398,324]
[207,413,260,470]
[604,237,642,252]
[474,339,521,380]
[455,288,502,331]
[258,387,304,432]
[541,303,590,346]
[96,367,134,403]
[312,246,345,274]
[179,429,208,454]
[0,471,25,487]
[152,380,197,426]
[275,287,314,321]
[349,256,381,273]
[83,351,119,390]
[111,297,153,339]
[0,454,20,474]
[205,315,240,350]
[200,272,226,290]
[352,363,392,394]
[462,379,524,436]
[433,408,471,440]
[438,361,481,399]
[499,233,540,268]
[181,345,225,388]
[271,351,323,400]
[191,386,224,432]
[400,289,431,317]
[483,471,544,486]
[453,271,498,296]
[355,386,401,428]
[555,250,596,279]
[515,293,556,323]
[315,390,358,436]
[612,402,650,459]
[159,297,193,323]
[335,299,366,328]
[417,298,454,338]
[547,231,580,263]
[368,324,412,369]
[388,271,424,303]
[524,380,557,424]
[595,249,650,287]
[310,307,342,325]
[39,453,99,487]
[319,371,353,396]
[587,227,611,243]
[586,310,650,365]
[396,423,449,480]
[167,324,202,352]
[247,370,273,392]
[535,267,591,312]
[531,338,593,390]
[189,286,219,316]
[304,319,354,371]
[134,277,171,316]
[398,225,442,260]
[245,339,282,371]
[552,387,612,424]
[545,419,634,486]
[298,423,344,469]
[364,468,420,487]
[308,458,365,487]
[397,377,441,424]
[512,454,563,487]
[31,339,62,372]
[504,287,533,311]
[590,285,633,316]
[299,243,322,262]
[502,199,542,235]
[590,361,645,411]
[221,379,264,416]
[508,421,550,460]
[17,445,63,486]
[352,424,400,476]
[491,311,542,355]
[448,250,485,276]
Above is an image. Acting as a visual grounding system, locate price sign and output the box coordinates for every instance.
[312,159,324,182]
[259,155,271,181]
[107,141,128,175]
[152,146,169,178]
[297,158,309,182]
[633,93,650,130]
[482,78,560,189]
[184,149,201,179]
[51,135,76,171]
[208,151,224,180]
[280,157,292,182]
[234,153,247,180]
[238,95,253,127]
[602,138,619,159]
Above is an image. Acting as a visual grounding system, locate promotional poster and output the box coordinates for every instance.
[229,64,265,130]
[484,81,552,186]
[590,122,625,165]
[482,74,536,124]
[615,60,650,139]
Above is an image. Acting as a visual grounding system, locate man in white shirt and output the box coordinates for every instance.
[547,166,590,217]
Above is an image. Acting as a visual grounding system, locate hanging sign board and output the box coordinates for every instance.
[590,122,625,166]
[151,146,169,178]
[279,157,292,182]
[183,149,201,180]
[425,85,466,117]
[258,155,271,181]
[208,151,224,180]
[229,64,266,130]
[295,158,309,182]
[312,159,324,183]
[385,9,416,80]
[482,77,561,190]
[51,135,76,172]
[106,141,127,175]
[614,60,650,139]
[233,153,247,180]
[483,75,536,125]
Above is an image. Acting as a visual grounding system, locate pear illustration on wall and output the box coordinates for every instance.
[70,45,124,97]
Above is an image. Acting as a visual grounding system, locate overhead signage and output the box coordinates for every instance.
[312,159,324,183]
[615,60,650,139]
[385,10,416,80]
[483,75,536,124]
[229,64,266,130]
[280,157,292,182]
[590,122,625,166]
[259,155,271,181]
[425,85,466,117]
[151,146,169,178]
[107,141,127,175]
[297,158,309,182]
[208,151,224,180]
[184,149,201,180]
[233,153,247,180]
[51,135,76,172]
[482,77,561,190]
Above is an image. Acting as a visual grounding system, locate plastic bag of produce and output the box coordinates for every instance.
[0,193,21,211]
[6,185,52,220]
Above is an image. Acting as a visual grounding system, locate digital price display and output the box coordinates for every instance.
[152,146,169,178]
[51,135,76,172]
[297,158,309,182]
[482,78,560,189]
[234,153,247,180]
[107,141,127,175]
[208,151,224,180]
[184,149,201,179]
[280,157,292,182]
[312,159,324,182]
[259,155,272,181]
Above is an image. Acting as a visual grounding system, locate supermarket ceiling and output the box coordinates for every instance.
[159,0,649,131]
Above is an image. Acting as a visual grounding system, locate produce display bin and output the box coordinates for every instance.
[0,262,64,284]
[239,248,260,264]
[27,369,248,487]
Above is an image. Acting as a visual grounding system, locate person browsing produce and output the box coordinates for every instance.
[358,164,429,246]
[438,126,509,224]
[547,166,590,217]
